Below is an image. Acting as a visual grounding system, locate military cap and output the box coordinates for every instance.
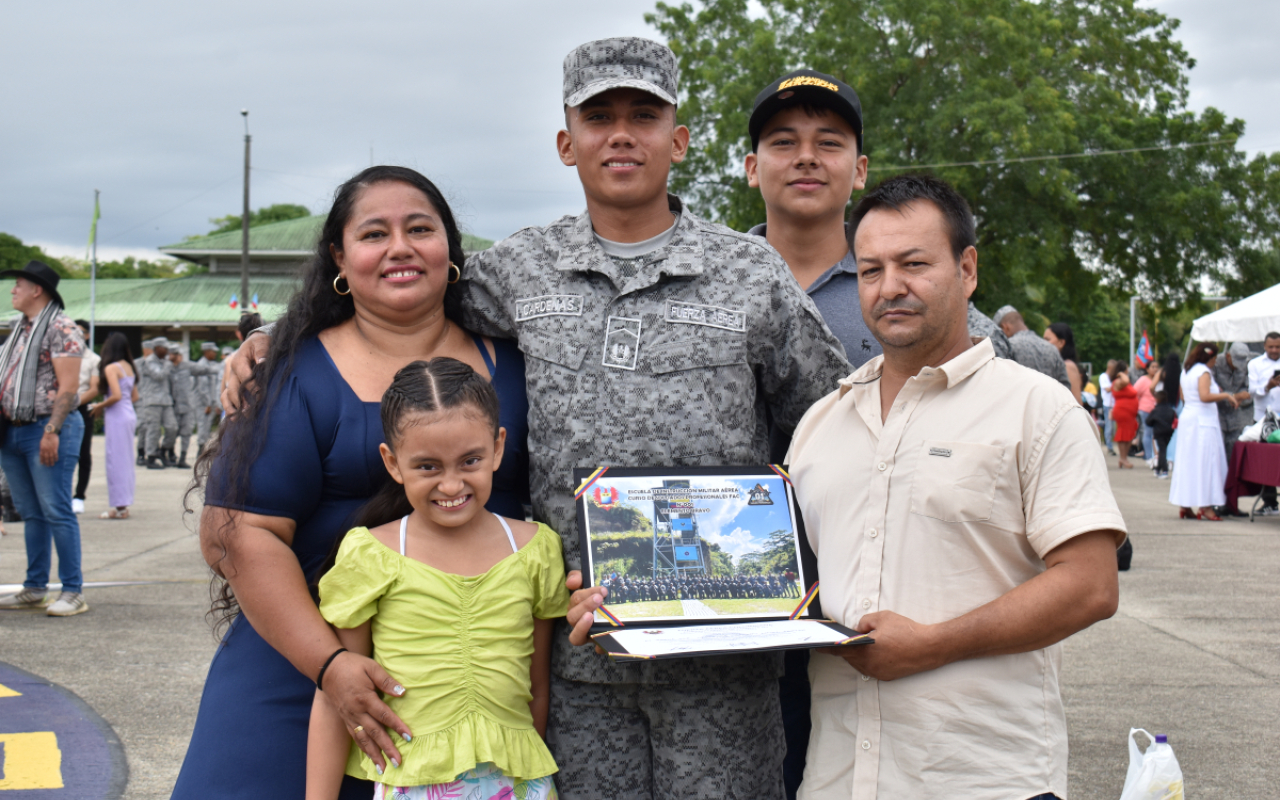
[563,37,678,108]
[152,337,172,349]
[749,69,864,154]
[141,338,155,348]
[992,305,1019,326]
[201,341,218,352]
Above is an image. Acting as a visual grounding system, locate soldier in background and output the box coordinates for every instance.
[194,342,222,454]
[166,347,221,469]
[137,337,174,470]
[136,338,154,465]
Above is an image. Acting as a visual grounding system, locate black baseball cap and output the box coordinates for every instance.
[749,69,863,154]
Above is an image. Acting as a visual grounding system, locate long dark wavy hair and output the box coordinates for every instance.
[313,358,502,584]
[1047,322,1078,364]
[98,332,136,393]
[187,165,468,635]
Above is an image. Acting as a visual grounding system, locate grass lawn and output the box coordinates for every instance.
[603,599,685,620]
[700,597,796,617]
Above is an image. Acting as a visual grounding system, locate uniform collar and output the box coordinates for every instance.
[555,194,704,280]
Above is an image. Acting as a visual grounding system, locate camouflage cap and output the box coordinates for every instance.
[992,305,1019,326]
[563,37,678,108]
[200,341,218,351]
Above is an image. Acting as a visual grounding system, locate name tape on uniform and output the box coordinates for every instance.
[515,295,584,321]
[665,301,746,333]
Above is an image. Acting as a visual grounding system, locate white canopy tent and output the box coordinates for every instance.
[1190,283,1280,343]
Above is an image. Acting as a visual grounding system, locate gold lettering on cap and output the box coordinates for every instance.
[778,76,838,92]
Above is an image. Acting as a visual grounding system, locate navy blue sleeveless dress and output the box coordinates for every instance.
[172,335,529,799]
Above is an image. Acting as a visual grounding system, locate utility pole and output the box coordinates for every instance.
[240,109,251,316]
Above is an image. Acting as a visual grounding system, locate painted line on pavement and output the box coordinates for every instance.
[0,661,127,798]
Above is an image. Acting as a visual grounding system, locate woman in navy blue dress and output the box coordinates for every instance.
[173,167,529,799]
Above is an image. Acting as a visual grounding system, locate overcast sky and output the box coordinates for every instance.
[2,0,1276,263]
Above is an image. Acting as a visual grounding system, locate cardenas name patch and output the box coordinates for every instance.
[516,294,585,321]
[665,301,746,332]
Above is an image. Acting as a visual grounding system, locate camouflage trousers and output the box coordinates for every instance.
[546,673,786,800]
[139,405,176,457]
[163,409,196,453]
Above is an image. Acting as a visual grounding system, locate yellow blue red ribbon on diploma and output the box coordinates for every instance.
[789,581,820,619]
[768,464,793,486]
[574,467,610,500]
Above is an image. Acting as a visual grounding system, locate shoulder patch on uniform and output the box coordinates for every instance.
[516,295,585,321]
[665,301,747,332]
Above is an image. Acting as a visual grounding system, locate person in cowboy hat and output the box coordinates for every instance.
[0,261,91,616]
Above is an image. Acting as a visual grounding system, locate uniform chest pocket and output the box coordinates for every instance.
[909,440,1006,523]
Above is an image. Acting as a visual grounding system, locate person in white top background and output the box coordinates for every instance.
[1168,343,1238,521]
[72,319,101,515]
[1246,332,1280,514]
[1099,359,1118,455]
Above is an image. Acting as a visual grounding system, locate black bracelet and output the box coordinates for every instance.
[316,647,348,691]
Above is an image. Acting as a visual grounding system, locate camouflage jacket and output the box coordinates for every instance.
[193,359,223,411]
[170,359,221,412]
[137,354,173,407]
[452,195,852,685]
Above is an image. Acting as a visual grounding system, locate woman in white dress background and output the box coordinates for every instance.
[1169,343,1238,520]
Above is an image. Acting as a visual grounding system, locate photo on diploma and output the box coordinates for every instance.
[573,466,869,660]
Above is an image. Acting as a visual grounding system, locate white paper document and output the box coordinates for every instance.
[600,619,861,658]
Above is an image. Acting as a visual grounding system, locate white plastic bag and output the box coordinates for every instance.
[1119,728,1184,800]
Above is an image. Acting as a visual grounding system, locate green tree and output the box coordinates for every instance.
[198,203,311,237]
[0,233,70,276]
[734,529,798,575]
[648,0,1280,314]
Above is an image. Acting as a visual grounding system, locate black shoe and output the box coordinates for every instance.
[176,454,190,469]
[163,449,177,466]
[146,456,166,470]
[136,454,146,466]
[1217,506,1248,518]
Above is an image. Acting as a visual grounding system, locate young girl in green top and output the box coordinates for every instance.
[307,358,568,800]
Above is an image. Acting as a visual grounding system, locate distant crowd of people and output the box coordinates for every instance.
[598,571,802,604]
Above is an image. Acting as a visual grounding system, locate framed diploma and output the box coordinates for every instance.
[573,465,872,660]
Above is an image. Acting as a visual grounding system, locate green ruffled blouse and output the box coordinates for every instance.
[318,522,569,785]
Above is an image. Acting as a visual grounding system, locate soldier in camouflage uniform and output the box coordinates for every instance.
[137,338,175,470]
[448,38,851,800]
[194,342,222,453]
[228,37,849,799]
[165,348,221,469]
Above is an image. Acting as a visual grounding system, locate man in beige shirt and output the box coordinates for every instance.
[788,174,1125,800]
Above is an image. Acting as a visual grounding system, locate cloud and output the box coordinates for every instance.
[701,527,759,561]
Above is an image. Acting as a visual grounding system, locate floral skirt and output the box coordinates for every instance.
[372,762,558,800]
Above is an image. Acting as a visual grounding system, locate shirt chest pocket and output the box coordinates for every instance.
[909,440,1006,523]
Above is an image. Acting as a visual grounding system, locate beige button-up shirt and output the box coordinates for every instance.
[789,338,1126,800]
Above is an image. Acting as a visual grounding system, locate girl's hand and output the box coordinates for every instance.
[564,570,608,653]
[323,652,412,772]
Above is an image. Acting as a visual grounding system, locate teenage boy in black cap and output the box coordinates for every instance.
[746,70,879,369]
[744,69,877,800]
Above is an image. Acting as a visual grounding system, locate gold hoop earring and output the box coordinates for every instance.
[448,262,461,285]
[333,274,351,296]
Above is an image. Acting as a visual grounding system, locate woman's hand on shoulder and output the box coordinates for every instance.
[221,334,271,412]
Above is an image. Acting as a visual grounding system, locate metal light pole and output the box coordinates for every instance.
[90,189,99,347]
[240,109,251,316]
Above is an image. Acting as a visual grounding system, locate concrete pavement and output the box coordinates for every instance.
[1,436,1278,798]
